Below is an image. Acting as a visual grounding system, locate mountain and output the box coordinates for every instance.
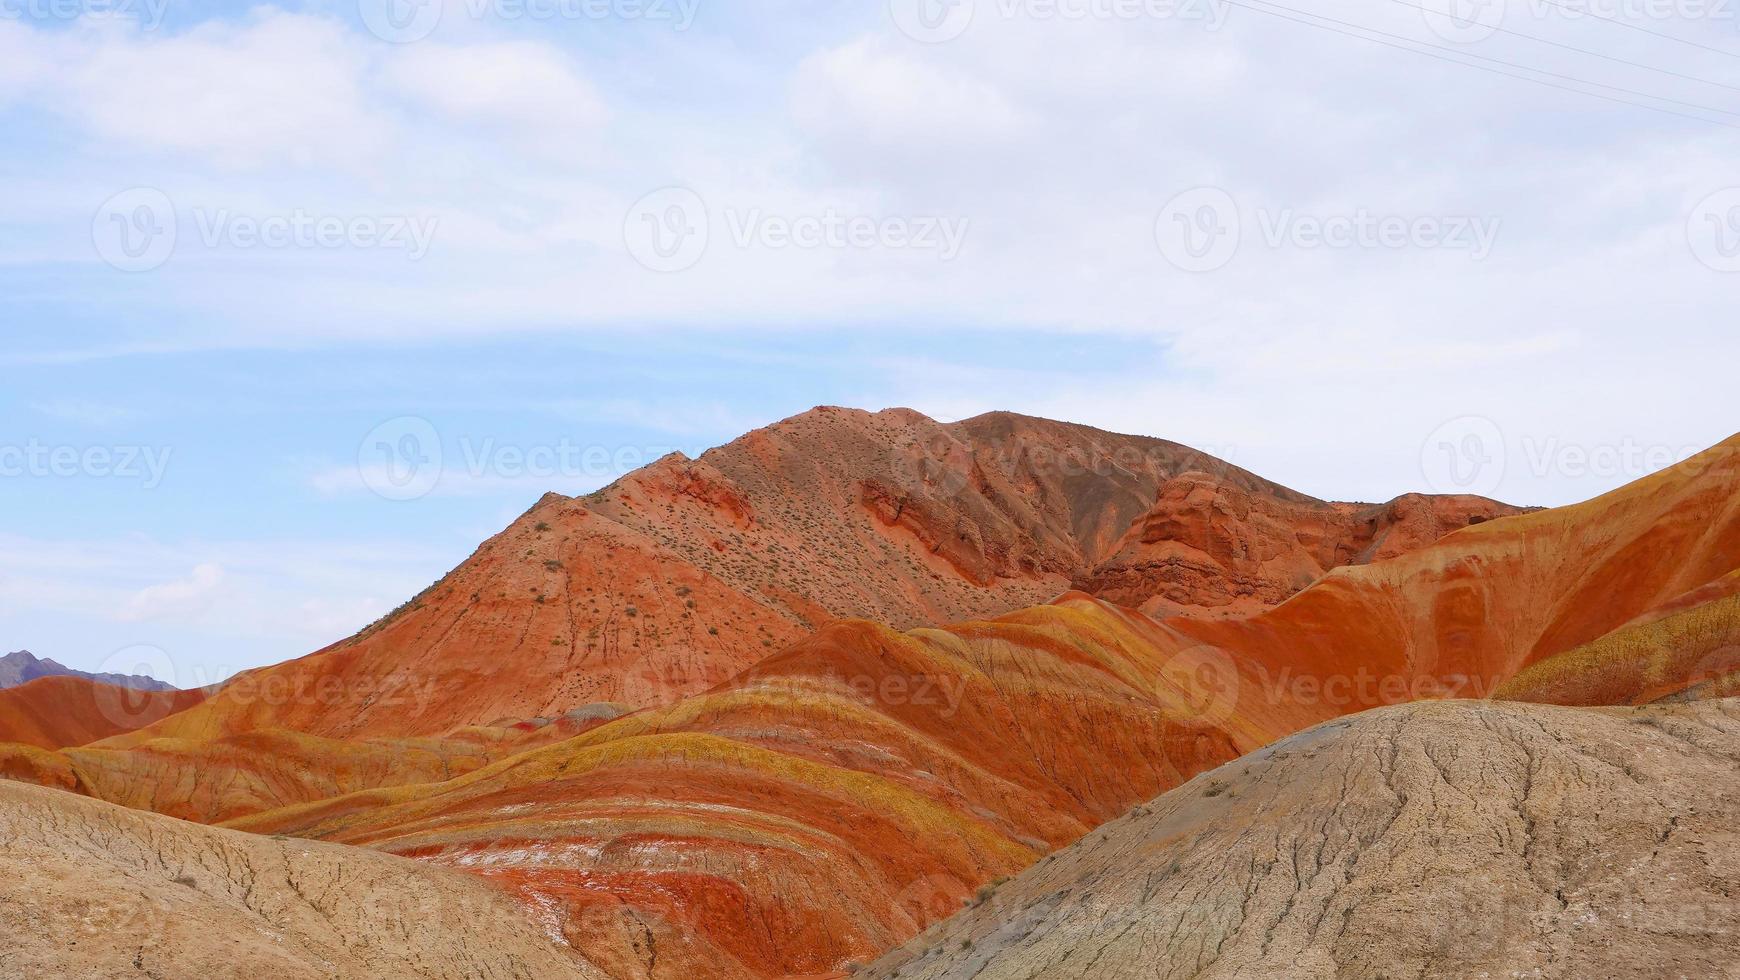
[101,407,1501,743]
[0,675,206,750]
[0,649,176,691]
[859,698,1740,979]
[1079,472,1525,618]
[0,779,597,980]
[204,431,1738,978]
[1158,432,1740,721]
[4,413,1732,980]
[222,595,1249,979]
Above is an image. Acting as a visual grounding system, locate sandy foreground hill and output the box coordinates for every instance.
[0,778,598,979]
[861,698,1740,979]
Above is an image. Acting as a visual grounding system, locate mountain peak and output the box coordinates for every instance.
[0,650,175,693]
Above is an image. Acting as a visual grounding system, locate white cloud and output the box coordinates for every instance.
[382,40,608,145]
[118,562,224,623]
[50,13,388,170]
[792,37,1030,153]
[0,532,459,683]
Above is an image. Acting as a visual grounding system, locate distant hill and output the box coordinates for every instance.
[0,650,175,692]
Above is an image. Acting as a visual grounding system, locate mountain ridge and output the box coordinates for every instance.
[0,649,176,692]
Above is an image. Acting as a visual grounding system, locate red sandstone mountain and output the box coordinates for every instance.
[1080,472,1525,617]
[5,412,1732,980]
[213,433,1740,978]
[105,407,1500,745]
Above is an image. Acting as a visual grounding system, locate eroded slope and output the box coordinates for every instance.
[0,779,600,980]
[863,698,1740,979]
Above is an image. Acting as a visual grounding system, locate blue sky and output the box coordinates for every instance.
[3,0,1739,682]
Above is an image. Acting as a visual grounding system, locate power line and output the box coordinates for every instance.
[1531,0,1740,63]
[1390,0,1740,92]
[1225,0,1740,127]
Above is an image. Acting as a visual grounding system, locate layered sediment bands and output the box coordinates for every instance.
[227,596,1253,978]
[57,407,1506,750]
[0,713,602,823]
[863,698,1740,980]
[1494,570,1740,706]
[1082,474,1528,617]
[0,780,601,980]
[0,675,206,749]
[106,408,1306,743]
[1165,435,1740,715]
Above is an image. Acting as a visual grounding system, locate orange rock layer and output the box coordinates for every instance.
[0,676,206,750]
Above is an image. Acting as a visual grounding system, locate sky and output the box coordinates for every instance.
[2,0,1738,684]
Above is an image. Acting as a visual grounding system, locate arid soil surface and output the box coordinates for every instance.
[862,698,1740,980]
[0,779,600,979]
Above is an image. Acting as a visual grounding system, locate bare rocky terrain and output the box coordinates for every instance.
[0,779,600,979]
[862,698,1740,980]
[0,649,174,692]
